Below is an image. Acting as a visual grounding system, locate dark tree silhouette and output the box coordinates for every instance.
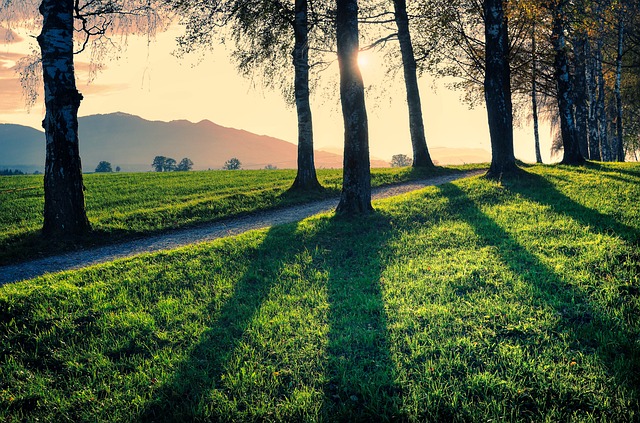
[176,158,194,171]
[483,0,518,178]
[95,161,113,172]
[392,0,434,168]
[335,0,372,215]
[290,0,322,190]
[152,156,167,172]
[549,0,584,165]
[390,154,412,167]
[223,157,242,170]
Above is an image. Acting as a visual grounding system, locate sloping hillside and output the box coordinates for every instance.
[0,113,390,172]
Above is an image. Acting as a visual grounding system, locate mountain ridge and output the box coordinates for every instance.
[0,112,489,172]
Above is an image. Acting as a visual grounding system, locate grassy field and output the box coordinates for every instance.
[0,166,470,265]
[1,162,639,421]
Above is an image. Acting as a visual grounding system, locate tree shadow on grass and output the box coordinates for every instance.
[139,213,404,421]
[138,224,303,421]
[436,182,639,420]
[502,168,639,244]
[583,162,640,179]
[316,214,405,420]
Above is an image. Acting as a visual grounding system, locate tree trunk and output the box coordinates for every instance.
[483,0,517,178]
[551,2,584,165]
[335,0,372,215]
[573,34,590,159]
[531,22,542,164]
[37,0,91,237]
[392,0,434,168]
[614,16,625,162]
[586,40,601,160]
[595,38,610,161]
[290,0,322,190]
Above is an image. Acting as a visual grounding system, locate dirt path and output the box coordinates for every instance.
[0,170,483,285]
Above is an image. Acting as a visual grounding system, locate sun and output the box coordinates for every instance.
[357,52,370,69]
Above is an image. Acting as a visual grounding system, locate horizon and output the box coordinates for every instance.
[0,24,557,164]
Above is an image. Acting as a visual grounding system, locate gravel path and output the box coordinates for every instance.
[0,170,483,285]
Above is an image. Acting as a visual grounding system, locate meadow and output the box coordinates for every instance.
[0,166,464,265]
[0,162,638,421]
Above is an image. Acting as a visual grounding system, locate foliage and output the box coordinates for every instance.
[95,161,113,173]
[1,163,638,421]
[264,164,278,170]
[0,169,25,176]
[223,157,242,170]
[115,166,121,172]
[176,158,193,172]
[152,156,193,172]
[172,0,334,102]
[390,154,412,167]
[0,166,467,264]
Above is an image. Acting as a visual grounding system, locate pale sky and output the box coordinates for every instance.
[0,25,554,163]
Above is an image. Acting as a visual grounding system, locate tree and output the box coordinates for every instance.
[392,0,434,168]
[264,164,278,170]
[38,0,91,236]
[163,158,177,172]
[171,0,328,191]
[484,0,518,178]
[152,156,167,172]
[115,166,121,172]
[2,0,166,237]
[95,161,113,172]
[390,153,412,167]
[335,0,372,215]
[290,0,322,190]
[176,157,194,171]
[549,0,584,165]
[223,157,242,170]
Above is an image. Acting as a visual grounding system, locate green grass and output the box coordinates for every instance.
[0,166,474,265]
[1,162,639,421]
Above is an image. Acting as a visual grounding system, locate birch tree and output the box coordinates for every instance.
[336,0,372,215]
[392,0,434,167]
[171,0,332,191]
[484,0,518,177]
[2,0,165,237]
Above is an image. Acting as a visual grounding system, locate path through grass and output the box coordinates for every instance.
[0,166,470,265]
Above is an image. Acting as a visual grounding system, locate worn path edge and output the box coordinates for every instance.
[0,170,484,285]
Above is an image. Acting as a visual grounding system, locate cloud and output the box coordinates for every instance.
[0,51,130,115]
[0,27,24,44]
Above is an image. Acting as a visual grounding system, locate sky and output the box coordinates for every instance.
[0,24,555,163]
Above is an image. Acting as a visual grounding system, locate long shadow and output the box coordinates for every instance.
[503,168,639,244]
[139,223,303,420]
[316,214,405,420]
[583,162,640,179]
[437,183,639,419]
[139,213,404,421]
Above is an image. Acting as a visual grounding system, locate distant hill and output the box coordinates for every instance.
[0,112,490,173]
[0,124,46,173]
[0,113,388,172]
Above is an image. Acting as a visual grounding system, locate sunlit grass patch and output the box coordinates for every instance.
[0,166,471,264]
[1,163,638,421]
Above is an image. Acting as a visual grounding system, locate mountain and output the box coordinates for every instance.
[0,112,490,173]
[0,113,388,172]
[0,124,46,173]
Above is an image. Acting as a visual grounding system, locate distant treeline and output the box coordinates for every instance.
[0,169,41,176]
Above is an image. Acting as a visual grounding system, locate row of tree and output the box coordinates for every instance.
[2,0,637,238]
[152,156,194,172]
[408,0,640,163]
